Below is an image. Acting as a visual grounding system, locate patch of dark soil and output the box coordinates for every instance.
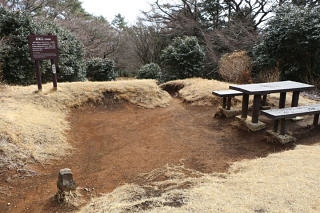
[124,193,185,212]
[127,200,161,212]
[160,83,184,96]
[163,194,185,208]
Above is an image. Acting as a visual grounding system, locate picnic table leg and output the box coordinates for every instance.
[262,94,267,106]
[279,92,286,108]
[227,97,232,110]
[222,97,227,109]
[273,120,279,132]
[314,114,319,127]
[280,118,286,135]
[252,94,261,123]
[291,91,300,107]
[241,94,249,119]
[279,92,287,135]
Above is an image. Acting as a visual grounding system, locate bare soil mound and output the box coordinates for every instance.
[0,80,170,169]
[3,97,318,212]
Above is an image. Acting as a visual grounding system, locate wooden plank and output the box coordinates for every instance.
[212,90,243,97]
[261,104,320,119]
[230,81,314,95]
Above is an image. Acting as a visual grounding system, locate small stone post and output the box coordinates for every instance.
[56,168,76,203]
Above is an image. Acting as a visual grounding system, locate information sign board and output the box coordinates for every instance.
[28,35,58,60]
[28,34,59,91]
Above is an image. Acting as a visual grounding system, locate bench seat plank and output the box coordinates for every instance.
[212,90,243,97]
[261,104,320,119]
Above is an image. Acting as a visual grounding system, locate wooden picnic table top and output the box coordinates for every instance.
[229,81,315,95]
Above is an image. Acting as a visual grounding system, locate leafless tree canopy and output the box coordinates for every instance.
[144,0,275,31]
[56,16,119,58]
[127,23,169,65]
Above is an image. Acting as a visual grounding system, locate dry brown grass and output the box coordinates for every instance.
[257,67,281,83]
[0,80,171,168]
[161,78,231,106]
[80,145,320,213]
[160,78,316,107]
[219,51,252,84]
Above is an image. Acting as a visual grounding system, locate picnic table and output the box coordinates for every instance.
[229,81,315,124]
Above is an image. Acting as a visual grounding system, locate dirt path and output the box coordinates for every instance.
[1,98,319,212]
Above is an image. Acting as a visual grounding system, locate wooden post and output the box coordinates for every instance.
[50,59,58,89]
[279,92,287,135]
[227,97,232,110]
[222,97,227,109]
[273,120,279,132]
[314,114,319,127]
[291,91,300,107]
[252,94,261,123]
[262,94,267,106]
[35,60,42,91]
[280,118,286,135]
[241,94,249,119]
[279,92,286,108]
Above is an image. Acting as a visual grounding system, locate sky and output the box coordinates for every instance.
[80,0,154,24]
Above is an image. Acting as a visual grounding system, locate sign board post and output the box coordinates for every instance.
[51,59,58,88]
[35,60,42,90]
[28,34,59,91]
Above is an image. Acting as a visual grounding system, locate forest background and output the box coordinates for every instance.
[0,0,319,87]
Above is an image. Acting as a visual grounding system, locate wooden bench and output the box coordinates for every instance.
[261,104,320,135]
[212,90,243,110]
